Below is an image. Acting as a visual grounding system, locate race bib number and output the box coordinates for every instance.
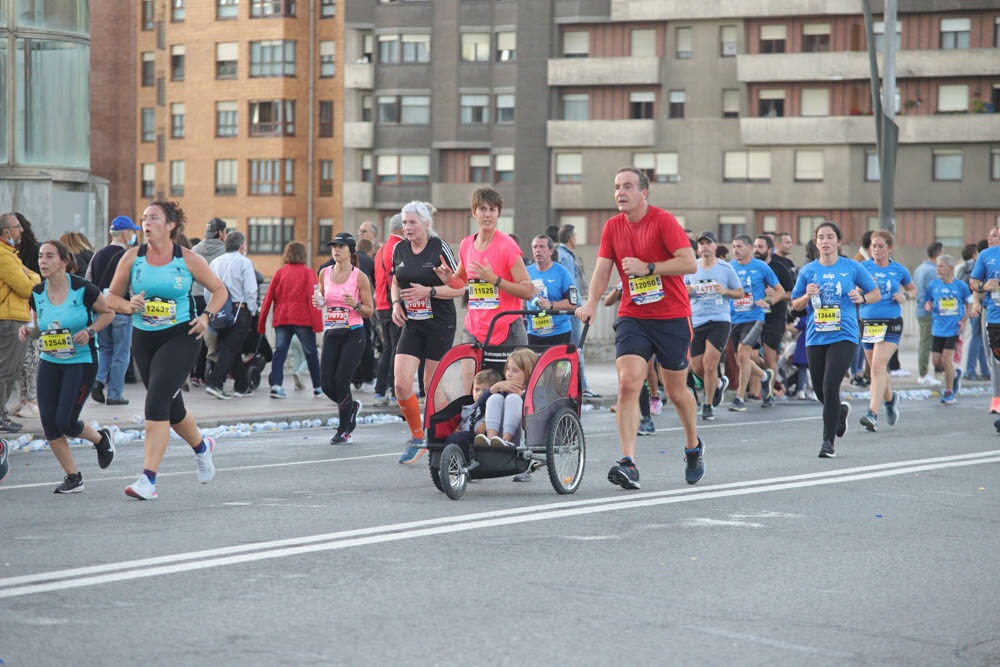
[937,297,958,317]
[732,293,753,312]
[530,313,554,334]
[468,280,499,310]
[142,297,176,327]
[815,306,841,333]
[40,328,75,360]
[324,307,350,330]
[405,297,433,320]
[861,321,887,344]
[628,274,664,305]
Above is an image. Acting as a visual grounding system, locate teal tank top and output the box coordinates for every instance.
[130,243,195,331]
[30,274,101,365]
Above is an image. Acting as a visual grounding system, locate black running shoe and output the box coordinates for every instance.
[701,403,715,421]
[836,401,851,438]
[685,438,705,485]
[818,441,836,458]
[95,428,115,469]
[607,458,640,490]
[348,400,362,433]
[91,381,106,404]
[54,473,84,493]
[713,376,729,408]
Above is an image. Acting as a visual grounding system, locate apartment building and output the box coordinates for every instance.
[133,0,343,274]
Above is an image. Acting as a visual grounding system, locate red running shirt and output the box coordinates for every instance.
[597,205,692,320]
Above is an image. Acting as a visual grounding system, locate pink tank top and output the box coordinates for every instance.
[321,265,364,331]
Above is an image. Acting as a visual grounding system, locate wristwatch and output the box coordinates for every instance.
[86,327,96,338]
[646,262,656,276]
[429,286,437,298]
[493,276,502,287]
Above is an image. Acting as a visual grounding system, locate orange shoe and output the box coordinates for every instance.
[990,397,1000,414]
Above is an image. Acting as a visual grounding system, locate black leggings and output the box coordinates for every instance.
[132,324,201,423]
[806,340,856,444]
[37,360,96,441]
[321,327,366,426]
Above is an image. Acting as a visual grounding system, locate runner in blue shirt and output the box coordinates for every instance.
[791,222,879,458]
[969,230,1000,431]
[858,230,916,432]
[525,235,576,345]
[923,254,972,405]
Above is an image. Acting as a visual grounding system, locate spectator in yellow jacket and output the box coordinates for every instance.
[0,212,41,432]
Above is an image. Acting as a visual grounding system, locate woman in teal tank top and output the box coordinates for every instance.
[106,201,230,500]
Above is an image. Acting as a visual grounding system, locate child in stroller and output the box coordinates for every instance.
[444,368,501,447]
[474,347,538,449]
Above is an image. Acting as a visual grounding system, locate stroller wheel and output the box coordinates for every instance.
[248,366,261,390]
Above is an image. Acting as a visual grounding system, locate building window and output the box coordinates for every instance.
[872,21,902,52]
[720,25,737,56]
[675,26,693,59]
[170,160,185,196]
[562,30,589,58]
[249,159,295,195]
[937,84,968,112]
[934,216,965,246]
[940,17,970,49]
[758,89,785,117]
[996,16,1000,48]
[317,219,333,253]
[217,0,238,19]
[319,101,334,137]
[797,216,825,244]
[800,88,830,117]
[141,163,155,198]
[251,0,296,17]
[495,154,514,183]
[760,215,778,233]
[562,93,588,121]
[377,95,429,124]
[319,41,335,77]
[320,0,335,18]
[469,154,490,182]
[141,108,155,142]
[319,160,334,196]
[802,23,830,52]
[376,155,430,184]
[216,42,238,79]
[865,150,880,181]
[250,40,296,78]
[668,91,686,118]
[933,150,963,181]
[496,31,515,62]
[795,150,824,181]
[360,34,374,63]
[460,95,489,124]
[170,103,185,139]
[631,29,656,57]
[629,91,655,119]
[142,0,155,30]
[991,148,1000,181]
[759,25,786,53]
[216,101,238,137]
[496,94,515,123]
[377,35,399,63]
[172,0,185,21]
[401,34,430,63]
[170,45,185,81]
[361,95,373,122]
[461,33,490,62]
[215,160,237,195]
[718,216,747,243]
[248,218,295,254]
[634,152,679,183]
[141,52,155,87]
[722,89,740,118]
[723,151,771,182]
[361,154,372,182]
[249,100,295,137]
[555,153,583,184]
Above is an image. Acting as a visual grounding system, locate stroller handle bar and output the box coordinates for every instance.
[480,309,589,350]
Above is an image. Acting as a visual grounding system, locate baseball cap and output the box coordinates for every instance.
[328,232,357,249]
[697,230,718,243]
[206,218,227,236]
[110,215,141,231]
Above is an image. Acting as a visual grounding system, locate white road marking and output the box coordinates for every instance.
[1,450,997,599]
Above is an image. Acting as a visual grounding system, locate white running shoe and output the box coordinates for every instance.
[196,436,216,483]
[918,374,941,386]
[125,475,158,500]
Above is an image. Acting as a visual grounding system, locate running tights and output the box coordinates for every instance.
[321,328,365,424]
[37,360,96,441]
[806,340,856,444]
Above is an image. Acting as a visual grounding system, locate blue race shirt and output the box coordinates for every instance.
[130,243,195,331]
[971,246,1000,325]
[860,259,912,320]
[30,274,101,365]
[923,278,971,337]
[729,257,779,324]
[792,257,878,346]
[684,259,742,328]
[526,262,575,337]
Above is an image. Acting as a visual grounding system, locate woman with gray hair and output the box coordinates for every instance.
[205,230,259,399]
[922,253,972,404]
[391,201,465,464]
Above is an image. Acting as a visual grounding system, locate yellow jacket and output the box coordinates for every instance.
[0,241,41,322]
